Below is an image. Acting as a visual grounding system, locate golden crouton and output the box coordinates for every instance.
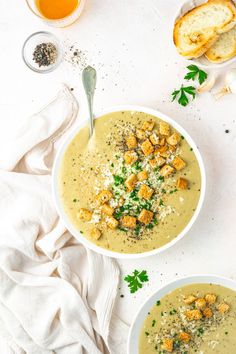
[90,227,102,240]
[78,208,93,221]
[176,177,188,190]
[142,119,155,131]
[149,158,158,168]
[161,338,173,353]
[154,145,168,157]
[185,309,202,321]
[141,139,154,156]
[195,298,206,310]
[156,157,166,167]
[167,132,180,146]
[124,150,138,165]
[172,156,186,171]
[159,137,166,146]
[96,190,113,205]
[217,302,230,314]
[138,184,154,200]
[121,215,137,229]
[125,135,137,149]
[205,294,217,305]
[106,216,118,229]
[137,170,148,181]
[149,132,159,145]
[179,332,191,343]
[184,295,197,304]
[136,129,146,140]
[160,165,174,177]
[138,209,153,225]
[125,174,137,191]
[159,121,170,136]
[102,203,114,216]
[203,307,213,318]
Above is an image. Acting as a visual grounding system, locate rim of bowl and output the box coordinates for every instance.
[22,31,63,74]
[52,105,206,259]
[25,0,86,23]
[172,0,236,69]
[127,274,236,354]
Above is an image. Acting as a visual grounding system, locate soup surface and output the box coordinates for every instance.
[139,283,236,353]
[59,111,201,254]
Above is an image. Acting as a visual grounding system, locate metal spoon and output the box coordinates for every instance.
[82,66,97,137]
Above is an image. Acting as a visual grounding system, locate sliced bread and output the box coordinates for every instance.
[174,0,236,59]
[205,25,236,62]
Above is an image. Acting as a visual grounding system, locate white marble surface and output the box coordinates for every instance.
[1,0,236,341]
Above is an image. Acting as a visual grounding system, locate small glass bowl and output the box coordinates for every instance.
[22,31,63,73]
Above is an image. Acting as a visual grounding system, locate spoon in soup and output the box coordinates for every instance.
[82,66,97,138]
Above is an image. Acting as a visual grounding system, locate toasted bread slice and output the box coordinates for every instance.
[174,0,236,59]
[205,25,236,62]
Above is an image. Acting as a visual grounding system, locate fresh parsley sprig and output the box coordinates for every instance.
[171,86,196,107]
[184,65,208,85]
[124,269,149,293]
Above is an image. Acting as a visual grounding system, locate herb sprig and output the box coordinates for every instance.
[184,65,208,85]
[172,86,196,107]
[124,269,149,293]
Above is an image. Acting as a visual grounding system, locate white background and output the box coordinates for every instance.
[0,0,236,334]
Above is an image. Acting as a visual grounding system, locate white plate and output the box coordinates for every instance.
[128,274,236,354]
[173,0,236,69]
[52,105,206,259]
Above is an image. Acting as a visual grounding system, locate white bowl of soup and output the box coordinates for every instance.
[128,275,236,353]
[52,106,206,258]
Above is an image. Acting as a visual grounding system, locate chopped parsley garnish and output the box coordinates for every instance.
[197,327,204,335]
[111,162,114,167]
[190,147,193,151]
[170,189,177,194]
[159,199,164,206]
[146,223,154,229]
[113,175,124,186]
[172,86,196,107]
[124,269,149,293]
[161,188,166,194]
[133,161,142,171]
[184,64,208,85]
[151,319,156,327]
[134,224,142,236]
[73,198,77,202]
[145,331,150,336]
[170,309,177,315]
[157,175,164,182]
[118,226,128,232]
[156,300,161,306]
[153,218,158,225]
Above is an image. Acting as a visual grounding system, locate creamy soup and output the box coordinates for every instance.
[139,283,236,353]
[59,111,201,254]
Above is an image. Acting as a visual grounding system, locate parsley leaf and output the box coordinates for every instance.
[184,65,208,85]
[171,86,196,107]
[113,175,124,186]
[124,269,149,293]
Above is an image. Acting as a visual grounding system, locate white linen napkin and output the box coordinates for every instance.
[0,85,123,354]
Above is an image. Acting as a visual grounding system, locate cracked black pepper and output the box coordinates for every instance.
[32,42,57,67]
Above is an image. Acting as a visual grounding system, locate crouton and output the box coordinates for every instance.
[90,227,102,240]
[96,190,113,205]
[125,174,137,191]
[159,121,170,136]
[203,307,213,318]
[106,216,118,229]
[159,137,166,146]
[172,156,186,171]
[149,158,158,168]
[137,170,148,181]
[102,203,114,216]
[154,145,168,157]
[176,177,188,190]
[121,215,137,229]
[141,139,154,156]
[138,184,154,200]
[161,338,173,353]
[185,309,202,321]
[125,135,137,149]
[136,129,146,140]
[138,209,153,225]
[184,295,197,304]
[124,150,138,165]
[195,298,206,310]
[205,294,217,305]
[167,132,181,146]
[156,157,166,167]
[160,165,174,177]
[142,119,155,131]
[78,208,92,221]
[149,132,159,145]
[217,302,230,314]
[179,332,191,343]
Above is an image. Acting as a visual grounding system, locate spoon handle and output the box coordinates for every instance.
[82,66,97,137]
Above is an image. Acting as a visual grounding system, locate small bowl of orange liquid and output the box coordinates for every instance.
[25,0,86,27]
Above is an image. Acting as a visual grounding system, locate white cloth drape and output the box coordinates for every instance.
[0,85,126,354]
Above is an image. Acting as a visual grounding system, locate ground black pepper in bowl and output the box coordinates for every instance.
[33,43,58,67]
